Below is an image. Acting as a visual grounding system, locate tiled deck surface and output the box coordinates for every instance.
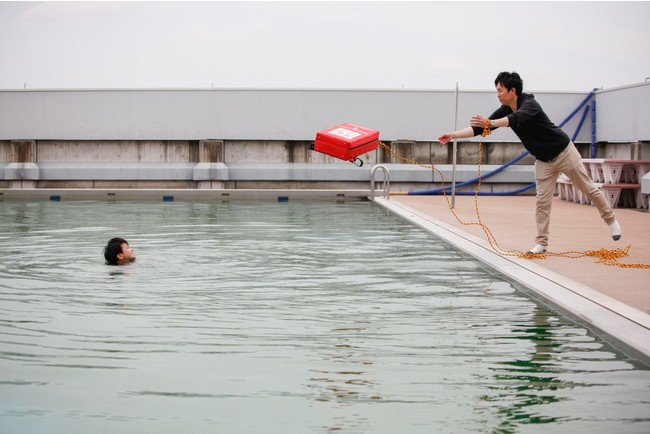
[389,195,650,312]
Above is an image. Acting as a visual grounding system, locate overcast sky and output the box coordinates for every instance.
[1,1,649,92]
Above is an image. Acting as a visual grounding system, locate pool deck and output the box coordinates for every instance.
[374,195,650,358]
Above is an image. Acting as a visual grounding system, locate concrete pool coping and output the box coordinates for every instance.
[0,188,372,201]
[374,195,650,359]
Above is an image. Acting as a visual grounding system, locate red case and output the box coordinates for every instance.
[314,123,379,162]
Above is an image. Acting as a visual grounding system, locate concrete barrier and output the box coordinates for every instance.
[1,161,534,186]
[1,137,643,193]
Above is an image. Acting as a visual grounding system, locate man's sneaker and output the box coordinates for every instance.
[609,220,622,241]
[527,244,547,254]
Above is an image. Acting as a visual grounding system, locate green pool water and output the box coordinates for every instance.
[1,200,648,434]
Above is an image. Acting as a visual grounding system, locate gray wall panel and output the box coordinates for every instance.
[3,91,44,138]
[171,91,217,139]
[0,85,647,142]
[596,83,650,142]
[301,91,350,138]
[347,91,392,139]
[128,91,174,138]
[86,91,131,139]
[216,90,261,139]
[386,91,436,141]
[44,92,87,138]
[259,91,304,140]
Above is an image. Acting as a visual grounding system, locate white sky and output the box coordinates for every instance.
[1,1,649,92]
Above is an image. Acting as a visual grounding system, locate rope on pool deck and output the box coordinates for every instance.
[379,122,650,269]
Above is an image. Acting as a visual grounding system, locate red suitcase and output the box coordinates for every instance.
[312,123,380,166]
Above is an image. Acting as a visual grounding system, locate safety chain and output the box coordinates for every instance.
[379,122,650,269]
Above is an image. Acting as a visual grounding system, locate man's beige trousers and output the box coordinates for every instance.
[534,142,616,247]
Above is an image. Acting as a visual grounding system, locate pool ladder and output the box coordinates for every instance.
[370,164,390,199]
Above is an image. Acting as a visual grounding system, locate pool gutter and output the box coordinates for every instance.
[0,188,372,202]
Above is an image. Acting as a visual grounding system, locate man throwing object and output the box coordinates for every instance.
[437,71,621,254]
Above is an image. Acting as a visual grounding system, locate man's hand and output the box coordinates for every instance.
[437,126,476,144]
[470,115,490,128]
[438,133,454,144]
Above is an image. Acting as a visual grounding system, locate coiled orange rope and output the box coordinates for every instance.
[380,122,650,269]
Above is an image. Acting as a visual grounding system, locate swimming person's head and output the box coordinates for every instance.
[104,237,136,265]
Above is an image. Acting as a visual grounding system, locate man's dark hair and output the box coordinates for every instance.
[495,71,523,96]
[104,237,128,265]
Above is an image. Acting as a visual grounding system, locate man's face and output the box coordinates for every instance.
[496,82,517,106]
[118,243,136,264]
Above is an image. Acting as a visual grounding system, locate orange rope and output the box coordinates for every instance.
[379,123,650,269]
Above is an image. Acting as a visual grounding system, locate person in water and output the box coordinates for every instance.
[104,237,136,265]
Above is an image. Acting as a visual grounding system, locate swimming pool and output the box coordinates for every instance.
[1,199,649,433]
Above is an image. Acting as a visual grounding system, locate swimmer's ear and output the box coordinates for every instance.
[116,253,124,261]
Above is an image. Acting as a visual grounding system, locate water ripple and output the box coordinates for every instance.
[0,200,649,433]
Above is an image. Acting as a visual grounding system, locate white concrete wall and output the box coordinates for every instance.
[0,88,604,142]
[595,82,650,142]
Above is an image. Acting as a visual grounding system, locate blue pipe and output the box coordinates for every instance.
[424,182,536,196]
[572,105,591,143]
[408,151,530,195]
[558,91,594,128]
[408,91,595,196]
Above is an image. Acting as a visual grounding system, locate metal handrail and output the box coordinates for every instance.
[370,164,390,199]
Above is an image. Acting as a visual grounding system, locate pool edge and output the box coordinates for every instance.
[0,188,373,201]
[372,196,650,360]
